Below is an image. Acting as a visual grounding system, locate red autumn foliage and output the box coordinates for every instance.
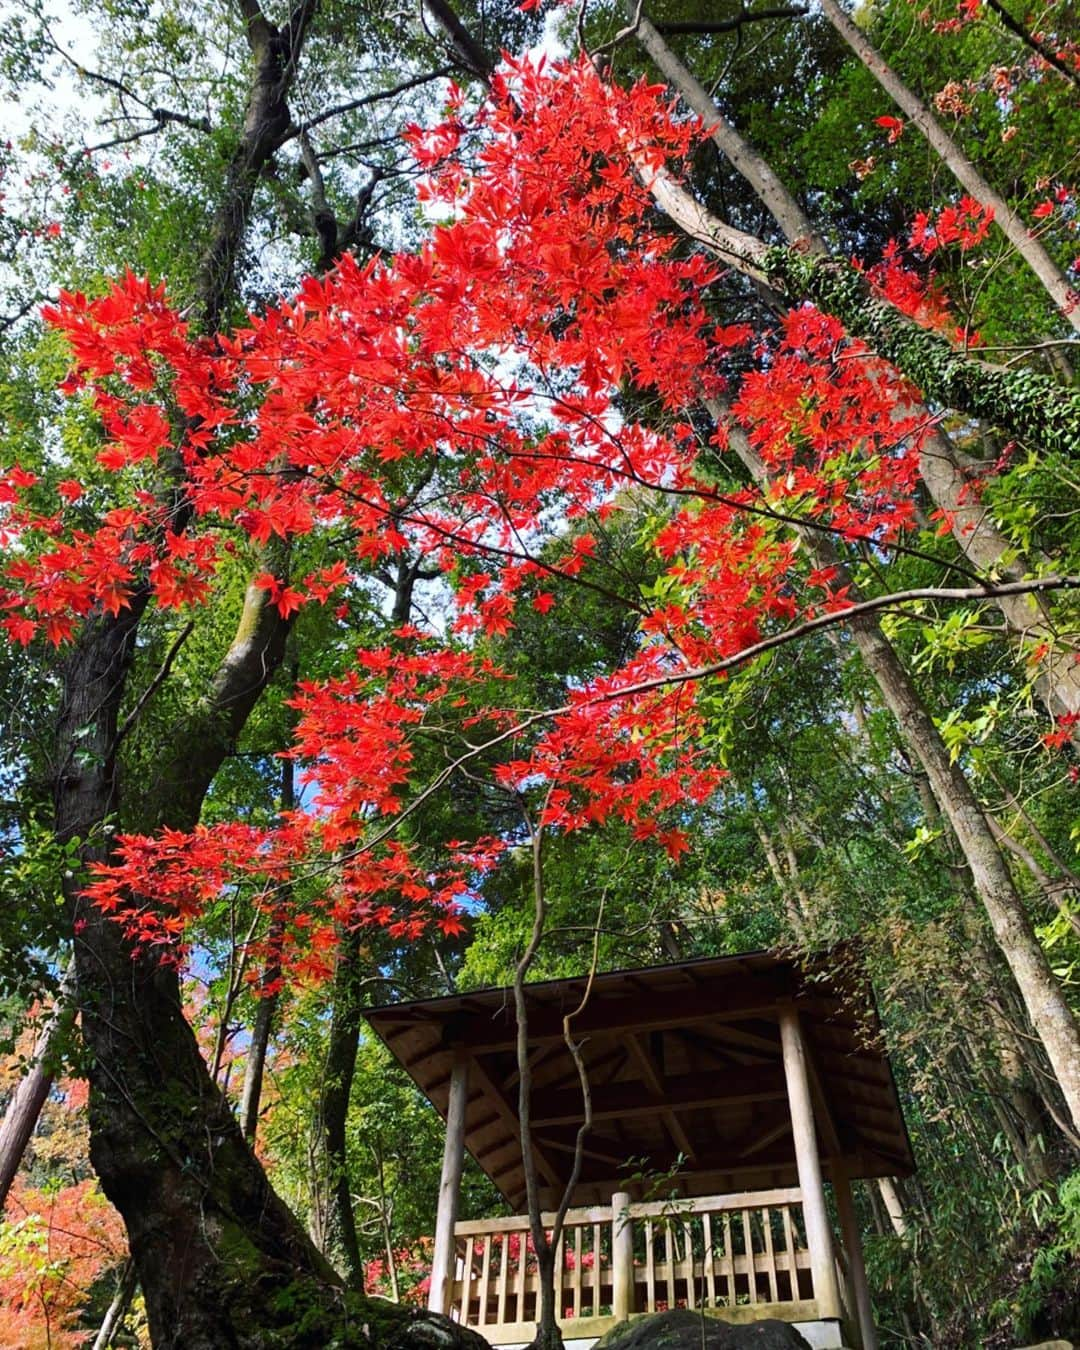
[0,56,1016,978]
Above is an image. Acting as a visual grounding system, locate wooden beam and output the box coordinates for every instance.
[530,1065,787,1127]
[504,1040,561,1090]
[467,1055,565,1191]
[624,1034,698,1163]
[728,1110,792,1160]
[692,1022,783,1054]
[534,1136,630,1168]
[438,971,796,1051]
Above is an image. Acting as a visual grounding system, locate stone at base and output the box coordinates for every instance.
[594,1310,814,1350]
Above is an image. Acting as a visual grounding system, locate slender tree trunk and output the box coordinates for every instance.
[239,749,295,1145]
[751,812,808,940]
[988,815,1080,938]
[628,4,826,251]
[819,0,1080,334]
[631,9,1080,717]
[717,409,1080,1134]
[92,1259,137,1350]
[0,961,76,1209]
[313,925,367,1287]
[876,1177,908,1237]
[839,605,1080,1132]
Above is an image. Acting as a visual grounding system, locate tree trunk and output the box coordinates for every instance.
[632,10,1080,717]
[55,601,486,1348]
[313,925,367,1287]
[0,961,76,1209]
[92,1259,137,1350]
[820,0,1080,335]
[718,410,1080,1135]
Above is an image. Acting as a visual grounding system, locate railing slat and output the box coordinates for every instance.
[592,1223,602,1318]
[496,1233,509,1325]
[572,1226,583,1319]
[682,1221,695,1310]
[781,1205,797,1301]
[644,1218,656,1313]
[664,1222,676,1311]
[477,1234,492,1327]
[762,1208,778,1303]
[553,1231,564,1321]
[723,1214,734,1305]
[741,1210,757,1306]
[515,1230,527,1324]
[459,1237,473,1323]
[701,1211,716,1307]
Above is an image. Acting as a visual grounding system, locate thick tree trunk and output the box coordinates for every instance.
[54,600,489,1346]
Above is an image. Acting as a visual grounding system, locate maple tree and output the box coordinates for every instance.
[0,0,1079,1344]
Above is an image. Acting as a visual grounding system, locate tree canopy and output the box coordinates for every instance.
[0,0,1079,1346]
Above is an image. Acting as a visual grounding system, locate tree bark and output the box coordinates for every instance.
[820,0,1080,335]
[632,11,1080,716]
[313,925,368,1287]
[0,961,76,1209]
[717,408,1080,1135]
[55,593,485,1345]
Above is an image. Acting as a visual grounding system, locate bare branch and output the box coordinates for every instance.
[298,65,456,134]
[114,620,195,750]
[653,7,807,35]
[985,0,1080,90]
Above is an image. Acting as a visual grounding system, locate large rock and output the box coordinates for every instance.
[594,1310,812,1350]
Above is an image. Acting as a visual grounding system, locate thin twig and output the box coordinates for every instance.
[114,621,195,749]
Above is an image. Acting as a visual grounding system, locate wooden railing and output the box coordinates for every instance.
[448,1189,818,1342]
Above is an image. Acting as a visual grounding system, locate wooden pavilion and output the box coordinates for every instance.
[365,950,914,1350]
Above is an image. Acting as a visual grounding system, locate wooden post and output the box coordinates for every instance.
[778,1004,842,1320]
[611,1190,634,1322]
[833,1166,878,1350]
[429,1053,470,1314]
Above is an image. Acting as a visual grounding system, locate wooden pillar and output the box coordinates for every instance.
[833,1166,878,1350]
[611,1190,634,1322]
[778,1004,842,1320]
[429,1053,470,1314]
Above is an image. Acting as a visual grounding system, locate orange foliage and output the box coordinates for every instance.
[0,1178,127,1348]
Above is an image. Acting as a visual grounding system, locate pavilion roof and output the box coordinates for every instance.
[364,948,914,1210]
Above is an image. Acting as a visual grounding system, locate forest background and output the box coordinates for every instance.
[0,0,1079,1346]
